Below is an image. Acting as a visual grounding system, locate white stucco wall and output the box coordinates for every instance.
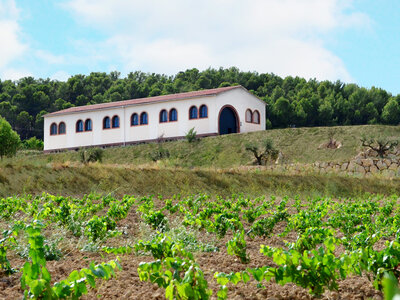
[44,88,266,151]
[215,88,265,133]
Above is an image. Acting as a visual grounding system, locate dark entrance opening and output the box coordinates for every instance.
[219,106,239,135]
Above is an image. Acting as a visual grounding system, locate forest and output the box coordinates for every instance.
[0,67,399,140]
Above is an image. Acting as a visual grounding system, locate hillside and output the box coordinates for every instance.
[1,125,400,198]
[13,124,400,166]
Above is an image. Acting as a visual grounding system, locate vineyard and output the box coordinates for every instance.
[0,193,399,299]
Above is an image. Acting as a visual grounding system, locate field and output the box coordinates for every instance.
[0,193,399,299]
[1,125,400,299]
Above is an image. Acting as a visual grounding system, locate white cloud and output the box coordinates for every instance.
[50,70,70,81]
[36,50,66,65]
[0,0,27,73]
[63,0,371,81]
[1,68,32,80]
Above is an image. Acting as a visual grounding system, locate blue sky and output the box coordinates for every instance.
[1,0,400,94]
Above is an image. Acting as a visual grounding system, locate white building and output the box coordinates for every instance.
[43,85,266,152]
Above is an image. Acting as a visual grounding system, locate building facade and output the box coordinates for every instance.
[43,85,266,152]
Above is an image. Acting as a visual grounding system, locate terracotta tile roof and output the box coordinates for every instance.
[44,85,244,117]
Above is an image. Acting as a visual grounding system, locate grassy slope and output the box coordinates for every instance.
[1,163,400,198]
[1,125,400,198]
[19,124,400,167]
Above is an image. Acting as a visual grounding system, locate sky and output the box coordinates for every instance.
[0,0,400,94]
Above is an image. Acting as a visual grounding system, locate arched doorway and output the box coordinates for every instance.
[218,105,240,135]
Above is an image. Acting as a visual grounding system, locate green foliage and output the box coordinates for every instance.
[137,233,212,300]
[245,138,279,165]
[226,230,249,263]
[382,98,400,125]
[143,210,169,231]
[0,117,20,159]
[22,137,44,150]
[20,220,121,299]
[185,127,198,143]
[52,260,122,299]
[20,221,53,299]
[2,192,400,298]
[79,147,104,164]
[84,215,117,242]
[0,229,19,275]
[361,136,399,158]
[150,145,170,162]
[1,68,400,142]
[383,272,400,300]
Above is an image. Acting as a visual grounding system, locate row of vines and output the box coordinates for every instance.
[0,193,399,299]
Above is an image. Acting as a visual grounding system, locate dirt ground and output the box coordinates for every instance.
[0,201,387,300]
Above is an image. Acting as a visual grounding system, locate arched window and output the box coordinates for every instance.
[112,115,119,128]
[58,122,66,134]
[85,119,92,131]
[103,116,110,129]
[245,109,252,123]
[140,112,148,125]
[189,106,198,119]
[50,123,57,135]
[76,120,84,132]
[253,110,260,124]
[199,105,208,118]
[160,109,168,123]
[131,113,139,126]
[169,108,177,122]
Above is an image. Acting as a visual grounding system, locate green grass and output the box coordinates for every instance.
[10,124,400,168]
[1,125,400,198]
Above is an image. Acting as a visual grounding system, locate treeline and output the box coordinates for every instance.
[0,67,399,140]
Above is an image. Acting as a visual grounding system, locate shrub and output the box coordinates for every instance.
[0,117,20,159]
[245,139,279,165]
[79,147,104,164]
[361,136,398,158]
[185,127,198,143]
[150,146,170,162]
[22,137,44,151]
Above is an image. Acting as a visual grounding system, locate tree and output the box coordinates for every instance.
[245,139,279,165]
[381,98,400,125]
[273,96,293,127]
[361,136,398,158]
[15,111,32,140]
[185,128,198,143]
[79,148,104,164]
[0,117,20,159]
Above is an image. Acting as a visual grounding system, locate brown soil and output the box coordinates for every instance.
[0,199,386,300]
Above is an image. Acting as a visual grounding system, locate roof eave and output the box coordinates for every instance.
[43,93,218,118]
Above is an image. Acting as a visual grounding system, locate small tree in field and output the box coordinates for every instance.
[79,147,104,164]
[361,136,398,158]
[0,117,20,159]
[185,127,198,143]
[245,139,279,165]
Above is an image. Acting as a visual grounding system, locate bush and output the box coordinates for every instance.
[22,137,44,151]
[361,136,398,158]
[79,148,104,164]
[245,139,279,165]
[150,146,170,162]
[0,117,20,159]
[185,127,198,143]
